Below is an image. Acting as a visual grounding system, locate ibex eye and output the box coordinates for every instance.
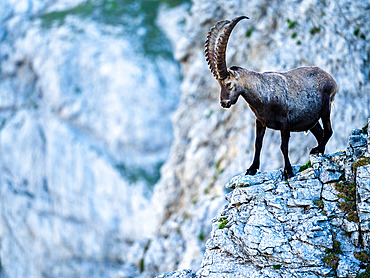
[226,82,232,88]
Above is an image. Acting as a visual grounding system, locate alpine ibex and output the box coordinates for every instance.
[205,16,338,179]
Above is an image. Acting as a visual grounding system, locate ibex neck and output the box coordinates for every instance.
[239,69,265,111]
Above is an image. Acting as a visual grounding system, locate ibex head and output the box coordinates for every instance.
[205,16,248,108]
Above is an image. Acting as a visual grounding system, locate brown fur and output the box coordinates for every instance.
[205,17,338,179]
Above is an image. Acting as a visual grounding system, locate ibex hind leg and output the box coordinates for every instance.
[310,99,333,154]
[309,121,324,154]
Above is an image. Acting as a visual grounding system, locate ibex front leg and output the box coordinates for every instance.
[280,121,294,179]
[246,119,266,175]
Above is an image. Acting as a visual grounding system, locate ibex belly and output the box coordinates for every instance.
[287,88,324,132]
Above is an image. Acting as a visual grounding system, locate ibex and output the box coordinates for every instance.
[205,16,338,179]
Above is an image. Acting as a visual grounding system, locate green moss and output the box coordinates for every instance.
[299,160,312,172]
[296,40,301,45]
[354,28,360,36]
[291,32,297,39]
[273,264,282,269]
[218,216,229,229]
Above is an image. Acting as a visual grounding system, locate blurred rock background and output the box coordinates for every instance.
[0,0,368,277]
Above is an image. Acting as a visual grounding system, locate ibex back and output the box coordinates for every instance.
[205,16,338,179]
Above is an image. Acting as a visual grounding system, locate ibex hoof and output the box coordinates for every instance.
[245,168,257,176]
[310,146,324,155]
[283,168,294,180]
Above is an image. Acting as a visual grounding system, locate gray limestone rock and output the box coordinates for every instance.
[170,123,370,278]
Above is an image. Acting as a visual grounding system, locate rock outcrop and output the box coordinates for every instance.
[146,0,369,276]
[0,0,369,277]
[157,120,370,277]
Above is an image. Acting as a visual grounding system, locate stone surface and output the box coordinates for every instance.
[193,129,370,277]
[0,0,369,277]
[0,0,182,277]
[156,269,198,278]
[152,118,370,278]
[149,0,369,274]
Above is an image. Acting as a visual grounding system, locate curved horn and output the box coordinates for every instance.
[205,20,230,79]
[216,16,249,80]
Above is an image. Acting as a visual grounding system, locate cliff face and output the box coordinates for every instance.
[157,122,370,277]
[0,0,369,277]
[0,1,182,277]
[146,0,369,276]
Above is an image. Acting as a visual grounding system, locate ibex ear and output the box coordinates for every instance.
[228,69,239,80]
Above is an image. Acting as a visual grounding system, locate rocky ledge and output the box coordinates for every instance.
[157,119,370,278]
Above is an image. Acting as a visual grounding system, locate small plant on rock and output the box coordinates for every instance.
[354,251,370,263]
[335,181,359,222]
[353,157,370,173]
[314,199,324,209]
[218,216,229,229]
[299,160,312,172]
[323,240,343,270]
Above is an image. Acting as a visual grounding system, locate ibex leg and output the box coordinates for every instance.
[245,119,265,175]
[309,121,324,154]
[280,122,294,179]
[310,100,332,154]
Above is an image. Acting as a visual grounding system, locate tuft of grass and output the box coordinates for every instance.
[335,181,358,222]
[354,28,366,41]
[139,258,145,272]
[353,157,370,173]
[218,216,229,229]
[314,199,324,209]
[323,253,340,269]
[310,25,321,35]
[246,27,255,38]
[273,264,282,269]
[299,160,312,172]
[354,251,370,263]
[357,266,370,278]
[332,240,343,255]
[323,240,343,270]
[198,231,204,241]
[361,123,368,134]
[291,32,297,39]
[286,18,297,29]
